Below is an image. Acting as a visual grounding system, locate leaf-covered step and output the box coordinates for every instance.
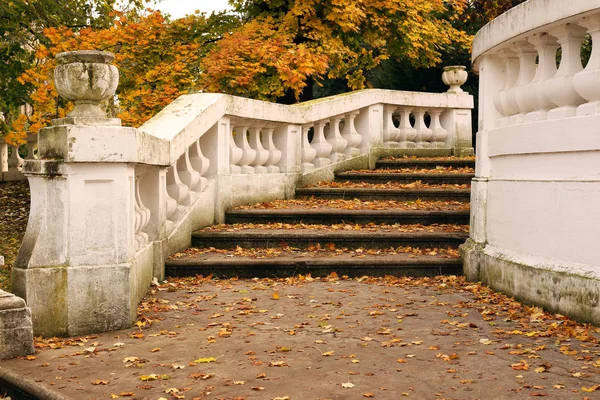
[336,172,474,185]
[295,187,471,201]
[192,223,469,249]
[166,248,462,278]
[376,156,475,170]
[226,208,470,225]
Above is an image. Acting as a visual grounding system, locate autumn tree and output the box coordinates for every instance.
[0,0,149,142]
[5,10,240,143]
[200,0,473,103]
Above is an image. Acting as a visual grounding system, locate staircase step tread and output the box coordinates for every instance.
[168,252,460,265]
[296,187,471,194]
[193,227,468,239]
[337,172,474,178]
[166,252,462,278]
[227,208,470,216]
[232,199,470,212]
[305,182,470,190]
[377,159,475,168]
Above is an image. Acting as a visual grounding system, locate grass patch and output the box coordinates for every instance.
[0,180,30,292]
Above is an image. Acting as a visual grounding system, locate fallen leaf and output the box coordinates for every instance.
[92,380,109,385]
[342,382,355,388]
[193,357,216,364]
[364,393,374,398]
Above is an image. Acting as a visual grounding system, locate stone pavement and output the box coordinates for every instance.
[1,275,600,400]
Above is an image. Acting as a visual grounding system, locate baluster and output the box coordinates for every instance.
[544,24,587,119]
[311,120,332,168]
[383,105,400,147]
[429,109,448,148]
[413,109,432,148]
[495,49,520,126]
[341,111,362,157]
[326,115,347,162]
[25,134,37,160]
[134,177,150,250]
[301,124,317,173]
[177,148,201,194]
[574,15,600,116]
[164,168,180,234]
[513,41,538,123]
[397,107,417,147]
[525,33,560,122]
[166,164,190,219]
[189,139,210,191]
[229,127,242,174]
[233,125,256,174]
[249,127,269,174]
[7,144,23,173]
[263,127,282,173]
[0,142,7,172]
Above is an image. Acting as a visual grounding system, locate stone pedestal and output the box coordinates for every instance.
[0,290,34,359]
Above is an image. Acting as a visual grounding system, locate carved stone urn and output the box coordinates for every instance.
[442,65,468,94]
[54,50,119,121]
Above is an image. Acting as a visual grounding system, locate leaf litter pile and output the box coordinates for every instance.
[5,274,599,399]
[202,222,469,233]
[234,198,470,211]
[308,181,470,190]
[0,181,30,291]
[343,166,475,174]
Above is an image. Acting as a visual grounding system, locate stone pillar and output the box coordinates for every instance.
[355,104,383,168]
[12,51,152,336]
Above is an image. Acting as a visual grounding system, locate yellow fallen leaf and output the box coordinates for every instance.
[193,357,216,363]
[91,380,109,385]
[534,367,545,373]
[151,348,161,352]
[342,382,355,388]
[140,374,158,381]
[322,351,335,356]
[352,359,360,364]
[110,395,119,399]
[582,385,600,392]
[234,381,245,385]
[272,293,280,300]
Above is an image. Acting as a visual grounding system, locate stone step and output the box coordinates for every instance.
[165,253,463,278]
[295,187,471,201]
[225,208,470,225]
[192,228,468,249]
[376,158,475,169]
[336,172,474,185]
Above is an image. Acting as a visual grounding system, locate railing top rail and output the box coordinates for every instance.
[139,88,472,165]
[472,0,600,66]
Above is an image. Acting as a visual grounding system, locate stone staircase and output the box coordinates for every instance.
[166,156,474,278]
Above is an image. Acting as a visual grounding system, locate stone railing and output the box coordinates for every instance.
[0,134,37,182]
[463,0,600,324]
[13,50,473,337]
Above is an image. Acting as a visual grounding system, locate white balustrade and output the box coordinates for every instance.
[413,109,432,148]
[0,142,7,173]
[311,120,333,168]
[397,107,417,147]
[249,127,269,174]
[341,111,362,157]
[429,109,448,148]
[525,33,559,122]
[494,49,520,126]
[513,41,538,123]
[233,125,256,174]
[544,24,587,119]
[383,105,400,146]
[574,15,600,116]
[301,124,317,173]
[188,140,210,191]
[263,127,282,173]
[229,128,243,174]
[134,177,151,250]
[165,165,189,232]
[326,115,347,162]
[177,148,202,194]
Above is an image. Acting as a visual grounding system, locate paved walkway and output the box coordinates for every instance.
[2,275,600,400]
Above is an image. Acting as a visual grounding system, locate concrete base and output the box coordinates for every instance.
[461,239,600,324]
[0,291,34,360]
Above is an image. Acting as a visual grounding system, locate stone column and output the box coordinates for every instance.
[12,51,151,336]
[442,66,474,156]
